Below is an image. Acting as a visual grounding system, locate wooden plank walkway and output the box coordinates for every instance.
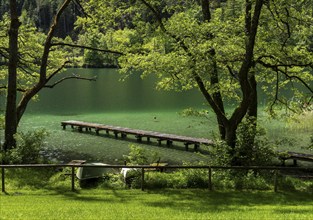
[61,120,213,151]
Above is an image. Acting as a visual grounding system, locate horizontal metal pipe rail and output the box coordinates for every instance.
[1,164,312,193]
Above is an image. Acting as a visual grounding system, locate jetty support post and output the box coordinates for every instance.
[184,143,189,151]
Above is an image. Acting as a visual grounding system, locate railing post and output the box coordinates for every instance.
[274,169,278,192]
[141,168,145,191]
[1,167,5,193]
[71,166,75,192]
[208,167,212,191]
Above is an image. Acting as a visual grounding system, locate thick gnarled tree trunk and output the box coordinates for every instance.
[3,0,20,151]
[199,0,263,153]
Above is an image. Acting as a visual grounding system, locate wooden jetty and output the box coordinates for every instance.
[61,120,213,151]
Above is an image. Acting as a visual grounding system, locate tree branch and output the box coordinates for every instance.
[269,71,280,113]
[0,85,26,92]
[17,63,37,77]
[257,55,313,68]
[50,42,124,55]
[44,74,96,89]
[265,64,301,114]
[226,65,239,80]
[46,60,71,83]
[283,74,313,94]
[73,0,90,18]
[267,2,292,51]
[258,59,313,94]
[139,0,166,32]
[139,0,189,52]
[39,0,73,83]
[0,47,9,59]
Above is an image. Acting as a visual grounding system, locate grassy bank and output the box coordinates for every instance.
[1,189,313,220]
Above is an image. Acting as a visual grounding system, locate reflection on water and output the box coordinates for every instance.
[27,68,206,115]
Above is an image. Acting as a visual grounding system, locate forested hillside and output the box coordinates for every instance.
[0,0,80,38]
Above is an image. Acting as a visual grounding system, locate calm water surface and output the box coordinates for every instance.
[27,68,206,114]
[2,68,306,115]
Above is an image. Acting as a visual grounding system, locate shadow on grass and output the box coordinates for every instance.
[141,190,313,214]
[39,187,137,205]
[274,209,313,215]
[41,188,313,215]
[2,186,312,216]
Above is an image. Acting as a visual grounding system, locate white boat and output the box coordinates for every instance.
[76,163,112,180]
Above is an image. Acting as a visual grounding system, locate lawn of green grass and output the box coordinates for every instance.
[1,189,312,220]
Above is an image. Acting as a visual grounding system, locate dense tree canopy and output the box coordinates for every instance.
[76,0,313,158]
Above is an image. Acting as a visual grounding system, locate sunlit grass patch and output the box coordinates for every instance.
[1,189,312,220]
[287,110,313,132]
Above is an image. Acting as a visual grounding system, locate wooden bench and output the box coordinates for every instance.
[148,163,168,172]
[279,151,313,166]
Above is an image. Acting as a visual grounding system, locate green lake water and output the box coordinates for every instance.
[1,68,301,115]
[26,68,206,114]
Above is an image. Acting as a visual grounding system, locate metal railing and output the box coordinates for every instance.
[1,164,312,193]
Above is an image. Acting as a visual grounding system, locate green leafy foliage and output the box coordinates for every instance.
[0,114,4,130]
[3,129,48,164]
[0,11,69,97]
[206,118,278,189]
[122,144,160,188]
[210,118,277,167]
[3,167,57,190]
[123,144,159,165]
[234,118,277,166]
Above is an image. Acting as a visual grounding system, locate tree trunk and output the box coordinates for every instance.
[3,0,20,151]
[224,123,239,165]
[3,0,72,151]
[246,72,258,147]
[16,86,41,124]
[247,74,257,119]
[201,0,226,139]
[212,63,226,140]
[224,123,237,149]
